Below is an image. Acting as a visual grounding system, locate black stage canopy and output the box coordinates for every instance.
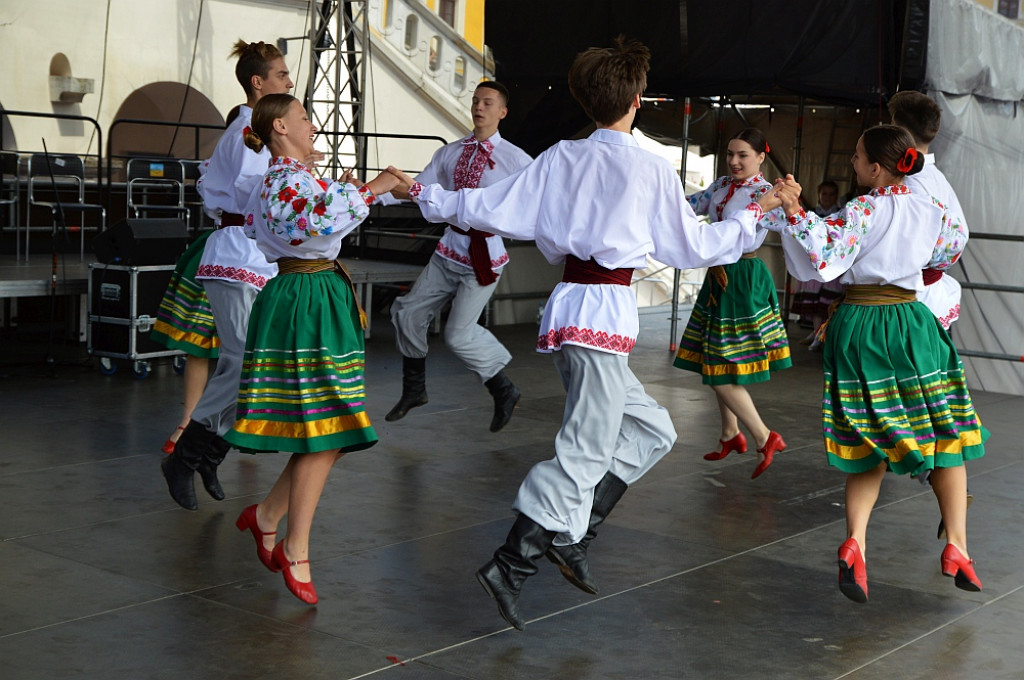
[486,0,929,155]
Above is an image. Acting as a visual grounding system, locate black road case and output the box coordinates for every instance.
[87,263,184,378]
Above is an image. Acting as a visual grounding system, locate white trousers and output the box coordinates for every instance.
[191,279,258,437]
[391,254,511,382]
[514,345,678,545]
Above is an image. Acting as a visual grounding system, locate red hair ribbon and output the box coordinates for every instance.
[765,143,771,154]
[896,147,919,174]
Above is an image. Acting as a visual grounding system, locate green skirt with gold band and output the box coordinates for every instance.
[822,296,987,475]
[673,257,792,385]
[150,230,220,358]
[223,268,378,455]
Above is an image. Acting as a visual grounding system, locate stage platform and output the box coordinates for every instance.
[0,305,1021,679]
[0,254,423,339]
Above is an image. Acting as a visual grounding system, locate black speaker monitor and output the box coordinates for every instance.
[93,218,189,266]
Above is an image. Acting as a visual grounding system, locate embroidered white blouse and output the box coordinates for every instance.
[195,105,277,289]
[248,157,372,262]
[411,128,763,355]
[770,184,968,291]
[687,173,787,248]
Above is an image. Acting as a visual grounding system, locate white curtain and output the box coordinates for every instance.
[926,0,1024,395]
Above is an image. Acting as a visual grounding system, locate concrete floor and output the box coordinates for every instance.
[0,305,1021,680]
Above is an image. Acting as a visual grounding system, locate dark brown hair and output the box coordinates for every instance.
[568,37,650,126]
[861,124,925,177]
[476,80,509,106]
[730,128,768,155]
[243,93,297,154]
[231,40,285,98]
[887,90,941,145]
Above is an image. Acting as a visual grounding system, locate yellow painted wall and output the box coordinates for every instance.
[463,0,485,51]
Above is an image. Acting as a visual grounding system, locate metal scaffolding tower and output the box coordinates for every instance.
[306,0,368,179]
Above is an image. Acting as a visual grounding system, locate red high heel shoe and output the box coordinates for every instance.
[751,431,786,479]
[161,426,186,454]
[235,505,280,572]
[941,543,982,592]
[704,432,747,461]
[272,541,318,605]
[837,538,868,603]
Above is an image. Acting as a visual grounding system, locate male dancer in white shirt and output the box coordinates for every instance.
[162,40,291,511]
[888,89,973,536]
[384,81,533,432]
[390,39,783,630]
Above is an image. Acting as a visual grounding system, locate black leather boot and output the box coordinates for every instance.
[385,356,428,421]
[545,472,628,594]
[197,433,230,501]
[476,513,556,631]
[160,420,206,511]
[484,369,520,432]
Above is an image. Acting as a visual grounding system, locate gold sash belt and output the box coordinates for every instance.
[843,284,916,306]
[275,258,368,329]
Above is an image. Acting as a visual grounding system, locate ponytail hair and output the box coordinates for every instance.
[861,124,925,177]
[231,39,285,98]
[730,128,769,155]
[246,93,298,155]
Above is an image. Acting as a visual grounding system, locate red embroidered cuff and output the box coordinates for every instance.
[786,208,807,225]
[409,181,424,202]
[746,202,764,222]
[358,184,375,206]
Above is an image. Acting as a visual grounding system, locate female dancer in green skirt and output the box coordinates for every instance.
[674,129,791,479]
[226,93,399,604]
[771,125,985,603]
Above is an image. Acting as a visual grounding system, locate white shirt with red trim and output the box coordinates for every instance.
[384,130,532,273]
[411,128,762,356]
[195,105,277,289]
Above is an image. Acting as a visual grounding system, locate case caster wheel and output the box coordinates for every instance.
[99,357,117,376]
[132,360,152,380]
[172,355,186,375]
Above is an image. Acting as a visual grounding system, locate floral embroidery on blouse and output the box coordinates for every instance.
[687,174,782,231]
[259,156,366,246]
[926,194,967,270]
[783,185,966,274]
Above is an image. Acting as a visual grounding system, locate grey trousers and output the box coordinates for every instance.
[190,279,259,437]
[391,254,511,382]
[514,345,678,545]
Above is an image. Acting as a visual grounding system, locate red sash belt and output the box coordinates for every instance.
[921,268,943,286]
[562,255,633,286]
[448,224,498,286]
[220,212,245,227]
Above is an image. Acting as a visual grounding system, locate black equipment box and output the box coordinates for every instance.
[87,263,182,363]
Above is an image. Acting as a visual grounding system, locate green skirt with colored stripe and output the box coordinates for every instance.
[150,230,219,358]
[673,257,792,384]
[822,300,987,475]
[223,269,378,455]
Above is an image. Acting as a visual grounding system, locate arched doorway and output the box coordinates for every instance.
[110,82,226,164]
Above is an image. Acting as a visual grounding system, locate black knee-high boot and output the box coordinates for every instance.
[161,420,206,511]
[385,356,428,421]
[484,369,520,432]
[545,472,628,594]
[196,433,230,501]
[476,513,557,631]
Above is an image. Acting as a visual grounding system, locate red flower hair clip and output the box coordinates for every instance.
[764,143,771,154]
[896,147,919,174]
